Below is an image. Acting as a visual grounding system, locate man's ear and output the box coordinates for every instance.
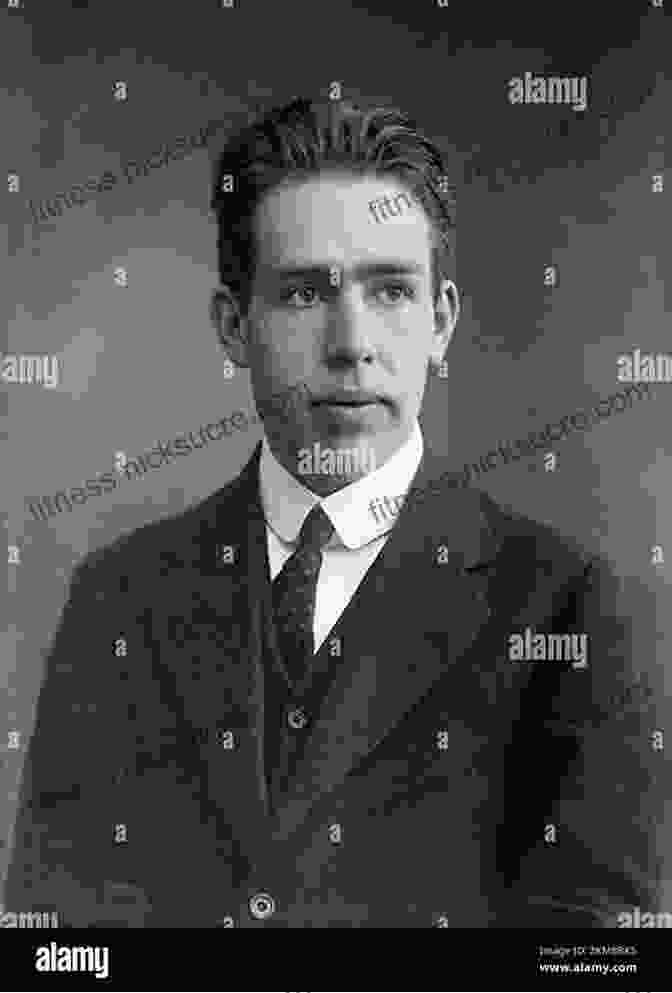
[210,286,250,368]
[429,278,460,370]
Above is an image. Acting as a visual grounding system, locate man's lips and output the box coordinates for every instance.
[312,390,383,406]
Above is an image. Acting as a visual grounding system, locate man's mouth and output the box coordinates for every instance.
[312,390,383,407]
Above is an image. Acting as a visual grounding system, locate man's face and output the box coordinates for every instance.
[219,173,458,494]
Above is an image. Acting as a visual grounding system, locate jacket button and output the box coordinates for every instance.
[287,707,309,730]
[249,892,275,920]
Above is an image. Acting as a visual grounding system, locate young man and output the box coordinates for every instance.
[5,98,660,928]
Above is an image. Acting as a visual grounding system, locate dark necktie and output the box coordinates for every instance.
[271,504,335,687]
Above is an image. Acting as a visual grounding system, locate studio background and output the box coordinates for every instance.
[2,0,670,908]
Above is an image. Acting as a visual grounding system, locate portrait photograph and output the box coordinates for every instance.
[2,0,670,973]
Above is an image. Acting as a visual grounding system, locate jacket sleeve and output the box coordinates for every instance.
[500,553,664,928]
[3,552,151,927]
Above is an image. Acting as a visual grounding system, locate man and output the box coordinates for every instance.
[5,97,661,928]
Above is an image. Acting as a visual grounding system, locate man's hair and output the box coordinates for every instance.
[210,97,456,316]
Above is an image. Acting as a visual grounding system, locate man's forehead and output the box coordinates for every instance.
[253,175,434,276]
[264,171,414,200]
[256,174,429,228]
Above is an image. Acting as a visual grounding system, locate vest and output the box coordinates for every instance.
[260,542,363,815]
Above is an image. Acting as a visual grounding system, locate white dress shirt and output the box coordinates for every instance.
[258,421,424,653]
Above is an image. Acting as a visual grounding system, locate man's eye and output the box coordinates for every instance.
[374,281,416,303]
[280,286,320,306]
[279,281,416,307]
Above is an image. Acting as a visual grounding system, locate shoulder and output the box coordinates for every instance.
[410,448,600,580]
[422,457,602,581]
[482,491,597,572]
[70,472,248,600]
[476,493,629,639]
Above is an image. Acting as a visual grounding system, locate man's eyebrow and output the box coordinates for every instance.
[269,262,426,281]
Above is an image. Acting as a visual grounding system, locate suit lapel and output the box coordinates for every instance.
[270,445,502,842]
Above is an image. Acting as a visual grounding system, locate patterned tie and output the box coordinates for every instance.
[271,504,335,687]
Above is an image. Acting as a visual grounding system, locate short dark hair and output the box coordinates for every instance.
[210,97,456,316]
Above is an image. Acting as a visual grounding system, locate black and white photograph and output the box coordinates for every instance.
[1,0,670,978]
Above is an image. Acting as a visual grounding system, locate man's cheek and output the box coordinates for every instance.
[281,382,312,419]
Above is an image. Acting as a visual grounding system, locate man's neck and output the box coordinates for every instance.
[267,428,415,498]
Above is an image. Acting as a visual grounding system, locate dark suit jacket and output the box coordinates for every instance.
[4,440,662,927]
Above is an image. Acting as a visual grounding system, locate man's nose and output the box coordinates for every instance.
[323,296,376,365]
